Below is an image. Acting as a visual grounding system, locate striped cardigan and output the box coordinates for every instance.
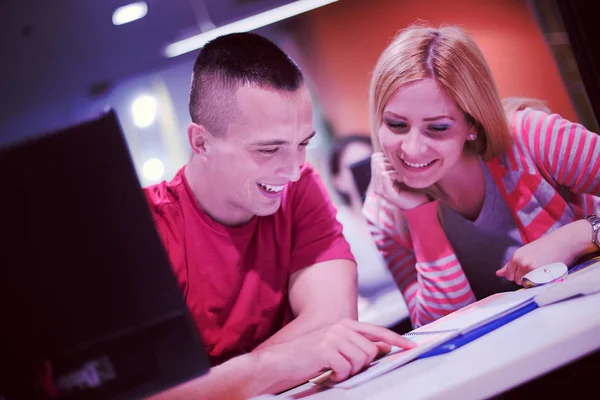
[363,108,600,328]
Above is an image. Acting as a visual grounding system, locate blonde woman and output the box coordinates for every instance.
[363,24,600,328]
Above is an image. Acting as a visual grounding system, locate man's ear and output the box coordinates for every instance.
[187,122,210,157]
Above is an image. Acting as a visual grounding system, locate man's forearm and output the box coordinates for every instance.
[147,352,269,400]
[255,308,355,351]
[256,260,359,351]
[147,342,311,398]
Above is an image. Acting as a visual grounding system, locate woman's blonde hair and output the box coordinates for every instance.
[369,24,513,161]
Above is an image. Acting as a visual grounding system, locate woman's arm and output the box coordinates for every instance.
[363,190,475,327]
[497,108,600,283]
[516,108,600,199]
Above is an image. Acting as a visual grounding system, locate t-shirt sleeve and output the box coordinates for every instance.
[288,165,355,274]
[143,186,189,297]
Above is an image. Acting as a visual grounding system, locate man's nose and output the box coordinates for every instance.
[276,151,303,182]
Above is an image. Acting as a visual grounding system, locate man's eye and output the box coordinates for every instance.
[259,148,278,154]
[300,141,310,147]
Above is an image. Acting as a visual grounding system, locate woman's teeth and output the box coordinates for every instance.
[402,159,433,168]
[258,182,285,193]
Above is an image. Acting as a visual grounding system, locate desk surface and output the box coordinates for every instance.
[279,289,600,400]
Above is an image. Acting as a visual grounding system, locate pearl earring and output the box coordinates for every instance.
[467,133,477,141]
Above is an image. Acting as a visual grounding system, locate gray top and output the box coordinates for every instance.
[440,159,522,300]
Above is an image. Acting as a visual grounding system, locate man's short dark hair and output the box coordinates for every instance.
[189,32,304,136]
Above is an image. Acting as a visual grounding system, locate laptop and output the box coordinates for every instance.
[0,110,209,399]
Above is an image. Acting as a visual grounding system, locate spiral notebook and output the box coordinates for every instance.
[320,288,540,389]
[317,261,600,389]
[414,258,600,358]
[310,330,458,389]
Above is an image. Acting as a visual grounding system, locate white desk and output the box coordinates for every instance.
[279,290,600,400]
[358,289,408,329]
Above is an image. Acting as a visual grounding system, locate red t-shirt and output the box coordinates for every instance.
[144,164,354,364]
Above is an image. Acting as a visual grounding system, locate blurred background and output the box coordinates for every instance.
[2,0,598,186]
[1,0,599,328]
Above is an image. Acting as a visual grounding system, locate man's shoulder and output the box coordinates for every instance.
[279,163,329,210]
[143,168,187,219]
[297,162,318,181]
[274,162,342,229]
[286,163,323,195]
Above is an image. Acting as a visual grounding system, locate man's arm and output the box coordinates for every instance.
[147,352,261,400]
[256,258,358,349]
[149,318,415,399]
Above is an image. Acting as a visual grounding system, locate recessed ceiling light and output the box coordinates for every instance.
[112,1,148,26]
[131,95,157,128]
[142,158,165,181]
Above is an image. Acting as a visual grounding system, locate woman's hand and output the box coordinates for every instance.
[496,220,597,285]
[370,152,429,211]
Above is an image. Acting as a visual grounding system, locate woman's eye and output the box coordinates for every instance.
[385,120,408,130]
[259,148,278,154]
[428,125,450,133]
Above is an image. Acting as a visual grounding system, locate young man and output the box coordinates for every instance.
[145,33,414,398]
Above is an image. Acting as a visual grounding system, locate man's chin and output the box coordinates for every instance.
[253,200,282,217]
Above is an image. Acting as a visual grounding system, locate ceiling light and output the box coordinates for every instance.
[131,95,157,128]
[112,2,148,26]
[142,158,165,182]
[164,0,338,58]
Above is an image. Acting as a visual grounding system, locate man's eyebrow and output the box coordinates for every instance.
[250,139,290,146]
[249,131,316,146]
[301,131,316,142]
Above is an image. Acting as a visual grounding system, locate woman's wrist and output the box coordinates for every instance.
[570,219,599,258]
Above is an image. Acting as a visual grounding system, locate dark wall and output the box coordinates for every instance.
[557,0,600,126]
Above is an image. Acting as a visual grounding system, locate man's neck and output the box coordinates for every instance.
[184,162,254,227]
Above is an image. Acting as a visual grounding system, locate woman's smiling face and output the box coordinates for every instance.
[377,78,472,189]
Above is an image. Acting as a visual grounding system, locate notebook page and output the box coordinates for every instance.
[323,330,458,389]
[409,286,547,335]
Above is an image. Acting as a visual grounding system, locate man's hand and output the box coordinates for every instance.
[255,319,415,393]
[149,319,415,400]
